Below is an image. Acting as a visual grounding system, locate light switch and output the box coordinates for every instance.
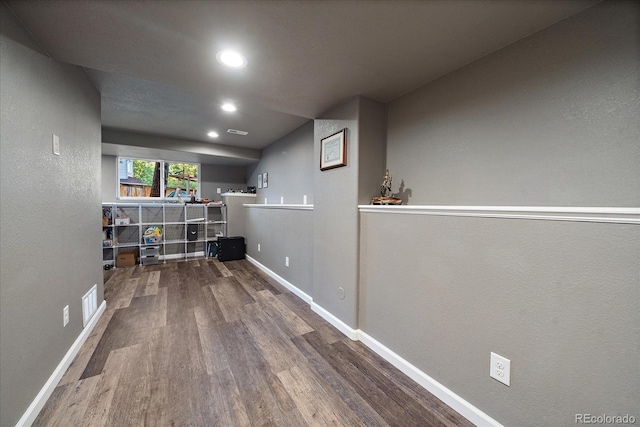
[52,134,60,156]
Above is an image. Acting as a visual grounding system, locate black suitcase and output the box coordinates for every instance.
[217,236,245,261]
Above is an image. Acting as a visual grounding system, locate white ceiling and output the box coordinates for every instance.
[7,0,598,164]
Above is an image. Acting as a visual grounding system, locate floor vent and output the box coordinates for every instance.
[82,285,98,327]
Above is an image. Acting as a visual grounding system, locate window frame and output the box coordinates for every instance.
[116,156,201,201]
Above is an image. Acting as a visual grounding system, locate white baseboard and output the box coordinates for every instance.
[246,255,503,427]
[16,300,107,427]
[309,301,359,341]
[358,331,504,427]
[245,255,312,304]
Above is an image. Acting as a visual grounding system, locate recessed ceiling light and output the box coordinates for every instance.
[221,103,237,112]
[216,50,247,68]
[207,131,219,138]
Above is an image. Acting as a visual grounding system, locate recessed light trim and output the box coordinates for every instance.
[216,50,247,68]
[207,131,219,138]
[221,103,237,112]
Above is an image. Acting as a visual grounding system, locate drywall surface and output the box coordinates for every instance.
[313,98,360,327]
[223,193,257,238]
[247,120,314,205]
[386,1,639,207]
[357,98,387,205]
[199,164,248,201]
[0,5,103,425]
[245,207,313,296]
[359,212,639,426]
[101,155,118,202]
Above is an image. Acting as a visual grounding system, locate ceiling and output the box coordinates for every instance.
[6,0,598,165]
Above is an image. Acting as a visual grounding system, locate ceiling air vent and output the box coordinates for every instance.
[227,129,248,136]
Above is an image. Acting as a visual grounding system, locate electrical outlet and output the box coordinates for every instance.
[63,305,69,327]
[258,243,261,252]
[217,188,221,194]
[280,196,284,204]
[490,352,511,386]
[303,195,307,205]
[285,256,289,267]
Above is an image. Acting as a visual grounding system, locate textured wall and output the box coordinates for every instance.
[386,1,639,207]
[360,213,639,426]
[0,5,103,425]
[245,208,313,295]
[101,155,118,202]
[313,98,361,327]
[247,120,314,205]
[199,164,248,201]
[360,2,640,425]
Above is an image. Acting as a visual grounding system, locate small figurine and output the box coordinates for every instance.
[372,169,402,205]
[381,169,392,197]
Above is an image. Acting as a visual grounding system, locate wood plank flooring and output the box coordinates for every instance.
[34,259,474,427]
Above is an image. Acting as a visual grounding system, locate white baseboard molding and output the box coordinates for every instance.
[245,255,312,304]
[358,331,504,427]
[16,300,107,427]
[309,302,359,341]
[247,255,503,427]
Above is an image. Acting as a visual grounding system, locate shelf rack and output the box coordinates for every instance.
[102,202,227,267]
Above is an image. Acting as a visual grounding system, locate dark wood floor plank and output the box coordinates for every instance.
[277,365,369,427]
[277,292,345,344]
[254,289,314,337]
[341,338,475,427]
[292,333,390,427]
[209,276,255,322]
[218,319,306,426]
[209,368,252,426]
[241,302,308,374]
[37,259,472,427]
[304,331,406,425]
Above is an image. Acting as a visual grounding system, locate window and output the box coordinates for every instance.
[117,157,200,200]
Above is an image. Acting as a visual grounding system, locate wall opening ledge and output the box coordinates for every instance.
[358,205,640,225]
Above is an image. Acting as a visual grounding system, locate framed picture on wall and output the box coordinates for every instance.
[320,128,347,171]
[258,173,263,189]
[263,172,268,188]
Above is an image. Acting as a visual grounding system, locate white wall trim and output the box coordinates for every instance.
[245,255,312,304]
[358,331,504,427]
[247,255,501,426]
[358,205,640,224]
[309,302,359,341]
[221,192,258,198]
[16,300,107,427]
[243,204,313,210]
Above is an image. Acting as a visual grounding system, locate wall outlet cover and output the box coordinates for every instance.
[490,352,511,386]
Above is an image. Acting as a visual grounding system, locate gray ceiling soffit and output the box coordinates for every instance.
[8,0,599,161]
[101,128,261,165]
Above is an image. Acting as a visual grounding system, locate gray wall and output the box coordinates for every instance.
[311,96,387,327]
[0,5,104,426]
[200,164,248,202]
[361,2,640,426]
[247,120,314,205]
[360,214,639,426]
[101,155,118,202]
[245,208,313,296]
[386,1,639,207]
[313,98,361,326]
[101,154,247,203]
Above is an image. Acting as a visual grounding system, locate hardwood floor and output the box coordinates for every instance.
[34,259,473,427]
